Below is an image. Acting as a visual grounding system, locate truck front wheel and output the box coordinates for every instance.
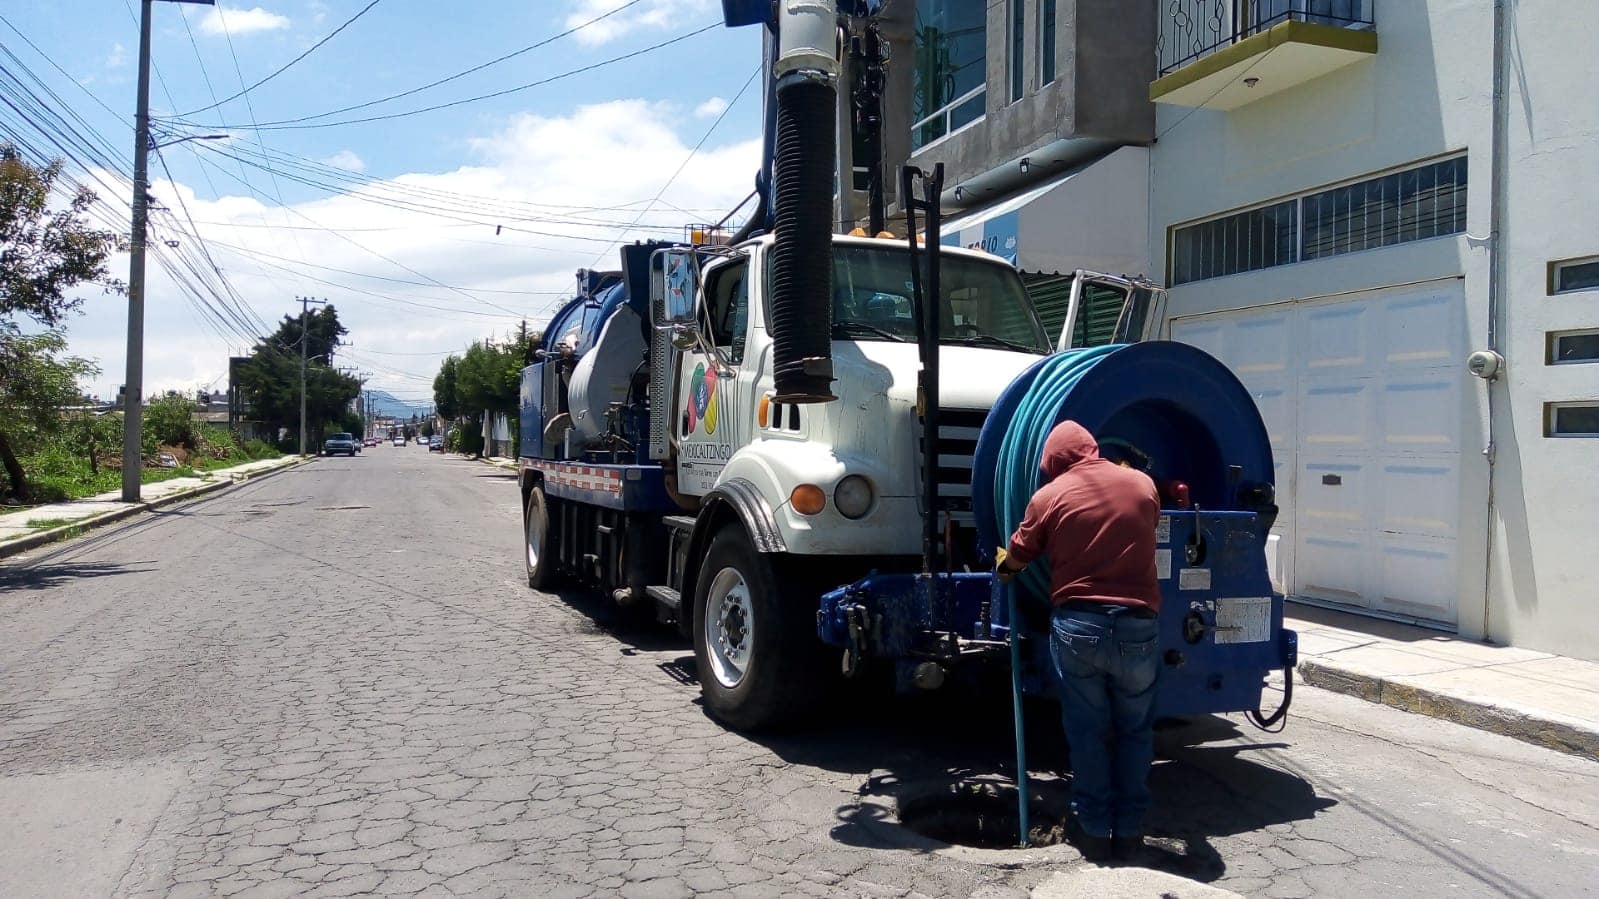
[693,526,815,731]
[524,484,560,590]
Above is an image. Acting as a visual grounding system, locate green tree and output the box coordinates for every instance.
[237,306,360,449]
[433,355,460,420]
[0,146,121,500]
[0,146,123,326]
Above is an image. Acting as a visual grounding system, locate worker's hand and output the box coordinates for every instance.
[995,547,1021,583]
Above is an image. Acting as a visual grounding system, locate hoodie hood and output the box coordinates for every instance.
[1040,421,1100,481]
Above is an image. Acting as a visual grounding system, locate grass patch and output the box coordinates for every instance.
[13,426,281,505]
[25,517,77,530]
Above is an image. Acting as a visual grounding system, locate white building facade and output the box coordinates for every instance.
[1147,1,1599,659]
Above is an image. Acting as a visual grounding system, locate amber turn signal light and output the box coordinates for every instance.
[790,484,825,515]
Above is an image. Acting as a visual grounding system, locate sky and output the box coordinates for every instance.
[2,0,764,404]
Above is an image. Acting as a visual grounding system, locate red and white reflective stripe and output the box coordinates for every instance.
[534,461,623,495]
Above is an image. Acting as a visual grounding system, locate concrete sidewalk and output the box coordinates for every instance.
[1289,604,1599,760]
[0,456,305,560]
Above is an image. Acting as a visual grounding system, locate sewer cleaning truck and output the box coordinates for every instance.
[516,0,1295,732]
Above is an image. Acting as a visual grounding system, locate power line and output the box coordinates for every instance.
[162,22,720,132]
[196,235,573,296]
[181,0,646,127]
[177,0,389,116]
[586,64,760,271]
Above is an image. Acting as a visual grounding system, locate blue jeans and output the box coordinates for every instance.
[1050,606,1161,838]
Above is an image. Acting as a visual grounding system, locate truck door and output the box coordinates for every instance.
[1051,271,1165,351]
[674,256,751,496]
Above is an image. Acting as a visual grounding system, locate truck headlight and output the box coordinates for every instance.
[834,475,875,519]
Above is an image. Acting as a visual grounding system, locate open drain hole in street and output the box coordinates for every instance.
[897,787,1066,849]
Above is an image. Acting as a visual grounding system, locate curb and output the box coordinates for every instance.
[1298,658,1599,761]
[0,456,311,563]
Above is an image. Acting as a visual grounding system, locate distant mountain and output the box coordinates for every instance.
[366,389,430,419]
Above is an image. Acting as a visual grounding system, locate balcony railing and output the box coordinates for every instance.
[1156,0,1374,76]
[911,85,986,151]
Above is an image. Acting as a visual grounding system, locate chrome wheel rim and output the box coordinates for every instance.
[526,498,542,572]
[704,566,753,689]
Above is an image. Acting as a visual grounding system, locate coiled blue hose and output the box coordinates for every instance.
[990,345,1120,601]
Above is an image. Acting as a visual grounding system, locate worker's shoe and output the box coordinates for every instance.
[1066,818,1113,863]
[1112,834,1145,859]
[1075,832,1113,863]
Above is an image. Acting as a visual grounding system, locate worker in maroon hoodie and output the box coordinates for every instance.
[997,420,1161,861]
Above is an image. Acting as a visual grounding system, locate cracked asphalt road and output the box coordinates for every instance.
[1,447,1595,898]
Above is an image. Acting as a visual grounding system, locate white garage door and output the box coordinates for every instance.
[1172,280,1467,626]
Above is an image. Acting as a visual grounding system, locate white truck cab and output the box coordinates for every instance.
[663,233,1055,564]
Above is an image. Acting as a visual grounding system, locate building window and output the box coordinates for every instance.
[913,0,987,149]
[1041,0,1057,85]
[1172,200,1298,285]
[1548,329,1599,365]
[1302,157,1467,260]
[1545,402,1599,438]
[1550,256,1599,294]
[1010,0,1025,102]
[1170,155,1466,286]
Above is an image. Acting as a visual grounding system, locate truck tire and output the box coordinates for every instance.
[692,526,815,731]
[524,484,560,590]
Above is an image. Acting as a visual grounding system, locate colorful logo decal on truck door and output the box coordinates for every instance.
[687,362,720,435]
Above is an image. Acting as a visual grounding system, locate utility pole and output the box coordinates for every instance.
[297,296,327,455]
[120,2,154,503]
[121,0,218,502]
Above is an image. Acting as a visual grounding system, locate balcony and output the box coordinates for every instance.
[1151,1,1377,110]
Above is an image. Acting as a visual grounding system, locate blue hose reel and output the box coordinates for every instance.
[972,341,1277,602]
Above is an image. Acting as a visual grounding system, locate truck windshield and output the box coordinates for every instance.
[822,245,1048,353]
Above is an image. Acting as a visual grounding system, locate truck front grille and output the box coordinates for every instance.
[918,407,988,525]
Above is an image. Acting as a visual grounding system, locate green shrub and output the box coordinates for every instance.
[144,393,196,448]
[242,439,280,460]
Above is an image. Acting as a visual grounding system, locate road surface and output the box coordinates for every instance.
[1,445,1594,897]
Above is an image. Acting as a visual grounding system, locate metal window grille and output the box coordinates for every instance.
[1172,200,1297,285]
[1170,156,1466,286]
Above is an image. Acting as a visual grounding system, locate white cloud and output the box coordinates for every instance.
[105,42,128,69]
[565,0,716,47]
[70,101,760,400]
[320,150,366,173]
[198,6,292,37]
[693,96,728,119]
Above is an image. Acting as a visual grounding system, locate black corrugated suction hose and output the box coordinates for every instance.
[769,77,837,403]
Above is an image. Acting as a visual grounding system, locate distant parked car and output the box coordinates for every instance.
[364,437,378,447]
[322,432,357,456]
[428,436,444,452]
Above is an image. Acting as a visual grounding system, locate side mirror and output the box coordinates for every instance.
[652,247,701,326]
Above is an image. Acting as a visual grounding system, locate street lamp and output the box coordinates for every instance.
[121,0,217,503]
